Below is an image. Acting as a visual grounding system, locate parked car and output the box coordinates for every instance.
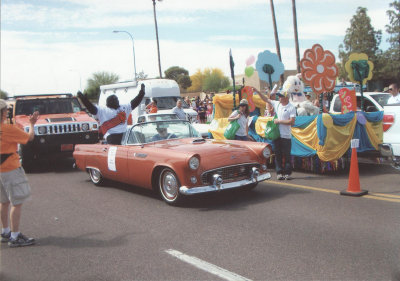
[73,119,272,205]
[137,113,179,123]
[330,92,390,113]
[379,103,400,170]
[137,113,209,138]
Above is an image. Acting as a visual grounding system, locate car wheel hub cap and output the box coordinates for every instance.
[163,172,178,199]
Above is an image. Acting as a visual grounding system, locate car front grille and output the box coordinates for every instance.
[201,163,261,185]
[35,122,95,135]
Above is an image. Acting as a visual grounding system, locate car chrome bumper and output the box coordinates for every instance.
[179,172,271,195]
[379,143,394,157]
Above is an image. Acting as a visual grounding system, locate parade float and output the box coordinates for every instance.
[209,46,383,173]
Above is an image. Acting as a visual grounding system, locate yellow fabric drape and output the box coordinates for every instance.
[209,118,230,140]
[213,94,266,119]
[364,121,383,150]
[254,116,274,136]
[291,118,320,151]
[316,114,357,161]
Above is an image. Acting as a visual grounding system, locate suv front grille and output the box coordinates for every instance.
[36,122,92,135]
[201,163,261,185]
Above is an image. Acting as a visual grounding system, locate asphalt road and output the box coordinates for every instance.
[1,159,400,281]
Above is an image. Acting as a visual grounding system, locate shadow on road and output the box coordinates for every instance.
[178,184,310,211]
[93,178,310,211]
[2,232,135,249]
[26,157,77,174]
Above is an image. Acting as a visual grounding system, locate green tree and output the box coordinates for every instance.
[383,1,400,82]
[187,69,205,92]
[338,7,382,80]
[136,71,148,80]
[84,71,119,101]
[164,66,192,90]
[0,90,8,100]
[202,68,230,93]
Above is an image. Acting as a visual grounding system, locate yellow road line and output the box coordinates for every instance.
[369,192,400,199]
[268,180,400,203]
[363,195,400,203]
[269,180,340,194]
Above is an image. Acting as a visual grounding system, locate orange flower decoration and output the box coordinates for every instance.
[300,44,338,95]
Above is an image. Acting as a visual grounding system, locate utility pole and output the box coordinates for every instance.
[269,0,284,85]
[292,0,301,73]
[152,0,163,78]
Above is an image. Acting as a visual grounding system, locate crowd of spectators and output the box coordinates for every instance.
[183,94,214,123]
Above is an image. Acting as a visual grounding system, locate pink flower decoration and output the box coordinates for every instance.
[300,44,338,95]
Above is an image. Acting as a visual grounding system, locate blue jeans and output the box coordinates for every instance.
[234,135,248,141]
[273,137,292,175]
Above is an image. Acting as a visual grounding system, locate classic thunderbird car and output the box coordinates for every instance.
[73,120,271,205]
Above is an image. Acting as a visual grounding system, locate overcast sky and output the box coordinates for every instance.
[0,0,393,95]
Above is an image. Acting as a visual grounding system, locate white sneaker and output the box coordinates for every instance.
[284,174,292,180]
[277,174,284,180]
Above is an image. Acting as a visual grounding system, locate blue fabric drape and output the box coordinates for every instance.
[317,114,326,146]
[293,115,317,129]
[353,122,375,152]
[363,111,383,123]
[291,135,317,157]
[330,112,355,126]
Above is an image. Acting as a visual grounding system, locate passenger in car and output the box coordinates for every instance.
[151,126,177,141]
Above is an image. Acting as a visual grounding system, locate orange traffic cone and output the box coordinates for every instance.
[340,139,368,196]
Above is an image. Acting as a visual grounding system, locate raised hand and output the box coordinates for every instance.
[29,111,39,125]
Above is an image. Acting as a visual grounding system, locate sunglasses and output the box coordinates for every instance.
[388,88,393,91]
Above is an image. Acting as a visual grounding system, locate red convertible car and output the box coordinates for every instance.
[73,120,271,205]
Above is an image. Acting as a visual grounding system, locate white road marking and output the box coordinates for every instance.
[165,249,253,281]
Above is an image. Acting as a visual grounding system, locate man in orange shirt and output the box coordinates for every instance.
[146,99,158,114]
[0,99,39,247]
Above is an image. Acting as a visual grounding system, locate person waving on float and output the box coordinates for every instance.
[78,84,145,145]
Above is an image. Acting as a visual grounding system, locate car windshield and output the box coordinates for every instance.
[370,94,390,107]
[148,114,179,121]
[152,96,189,110]
[15,98,82,115]
[127,120,200,144]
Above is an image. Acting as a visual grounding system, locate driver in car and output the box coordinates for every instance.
[151,124,177,141]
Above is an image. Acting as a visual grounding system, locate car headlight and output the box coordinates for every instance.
[38,126,47,135]
[82,123,89,131]
[262,147,271,158]
[189,156,200,170]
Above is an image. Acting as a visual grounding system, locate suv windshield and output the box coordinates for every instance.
[371,94,390,107]
[151,96,189,110]
[15,98,82,115]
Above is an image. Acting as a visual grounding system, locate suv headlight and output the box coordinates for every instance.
[262,147,271,158]
[189,156,200,170]
[82,123,89,131]
[38,126,47,135]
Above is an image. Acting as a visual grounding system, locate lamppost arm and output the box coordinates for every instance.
[113,30,137,81]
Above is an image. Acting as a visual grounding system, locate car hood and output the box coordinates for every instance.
[152,138,261,167]
[15,112,96,126]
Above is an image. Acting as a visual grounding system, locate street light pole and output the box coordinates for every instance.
[113,30,137,81]
[152,0,162,78]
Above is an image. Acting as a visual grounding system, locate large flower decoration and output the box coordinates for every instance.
[300,44,338,95]
[255,50,284,85]
[345,53,374,85]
